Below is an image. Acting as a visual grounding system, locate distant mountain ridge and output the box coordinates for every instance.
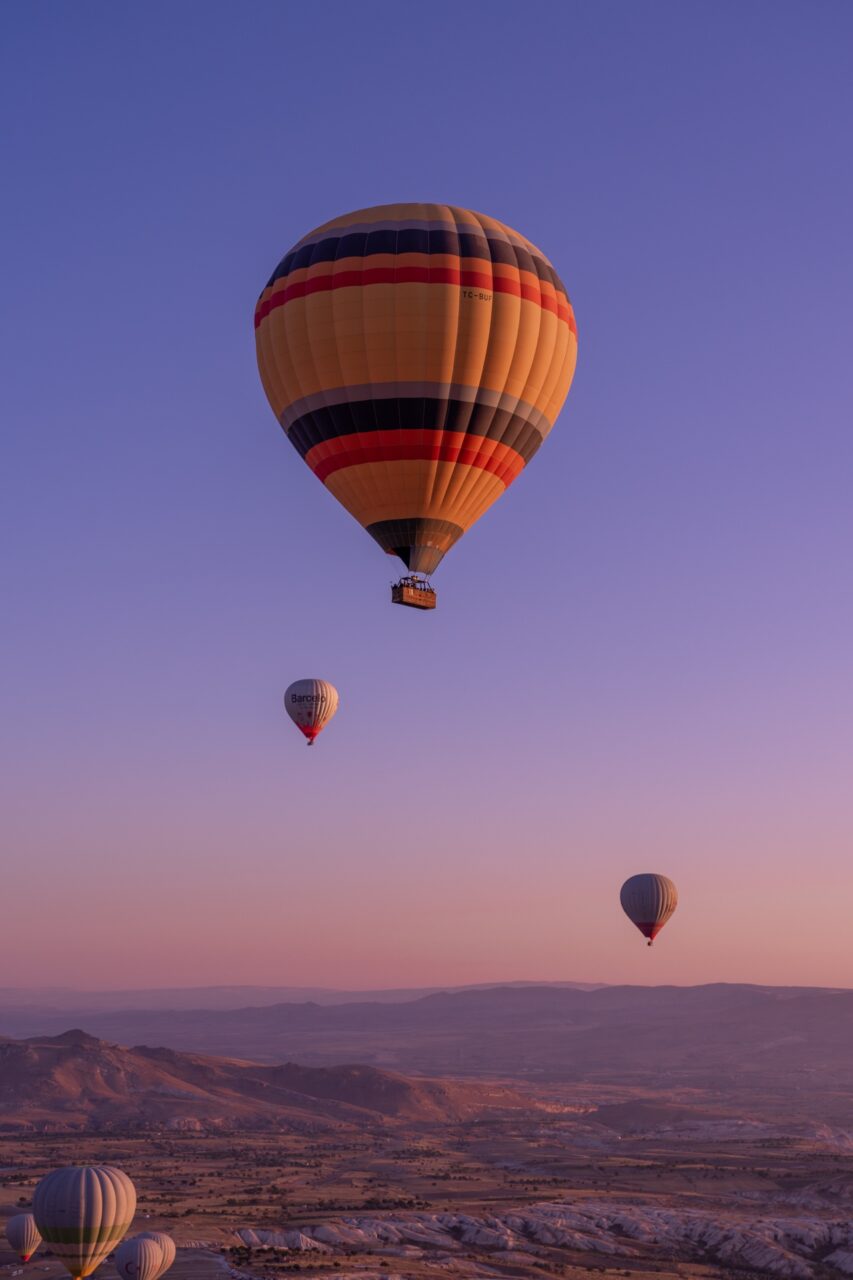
[0,1030,538,1132]
[2,983,853,1091]
[0,980,604,1012]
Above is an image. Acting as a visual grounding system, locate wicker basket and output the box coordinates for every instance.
[391,577,437,610]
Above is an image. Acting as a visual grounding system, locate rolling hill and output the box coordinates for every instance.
[0,1030,537,1132]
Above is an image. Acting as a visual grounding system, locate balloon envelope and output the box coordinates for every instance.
[6,1213,41,1262]
[620,873,678,945]
[255,203,578,575]
[284,679,339,744]
[138,1232,176,1277]
[33,1165,136,1279]
[114,1235,166,1280]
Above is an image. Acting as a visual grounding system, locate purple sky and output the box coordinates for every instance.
[2,2,852,990]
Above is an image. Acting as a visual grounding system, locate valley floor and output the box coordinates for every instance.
[5,1080,853,1280]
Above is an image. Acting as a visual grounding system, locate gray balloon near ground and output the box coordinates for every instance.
[32,1165,137,1279]
[5,1213,41,1262]
[139,1232,177,1277]
[115,1234,170,1280]
[620,873,678,946]
[284,678,340,745]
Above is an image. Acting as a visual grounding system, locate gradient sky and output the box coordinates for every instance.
[3,1,852,991]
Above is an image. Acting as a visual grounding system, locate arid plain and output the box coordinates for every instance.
[5,984,853,1279]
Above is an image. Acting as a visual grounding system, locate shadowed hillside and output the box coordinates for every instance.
[0,1030,538,1132]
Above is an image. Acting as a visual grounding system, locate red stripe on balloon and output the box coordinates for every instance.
[635,922,665,939]
[255,268,576,332]
[306,430,526,486]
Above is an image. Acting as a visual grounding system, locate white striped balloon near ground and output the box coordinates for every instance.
[5,1213,41,1263]
[139,1232,176,1274]
[115,1233,174,1280]
[32,1166,136,1280]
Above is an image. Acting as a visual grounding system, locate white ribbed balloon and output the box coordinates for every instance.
[114,1235,165,1280]
[620,873,678,946]
[6,1213,42,1262]
[284,679,339,745]
[33,1165,136,1279]
[138,1232,176,1278]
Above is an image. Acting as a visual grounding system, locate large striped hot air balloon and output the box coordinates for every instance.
[138,1232,176,1277]
[33,1166,136,1279]
[115,1234,172,1280]
[284,678,339,745]
[620,874,678,946]
[6,1213,41,1263]
[255,203,578,604]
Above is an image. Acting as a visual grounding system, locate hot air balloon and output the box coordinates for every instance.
[620,874,678,946]
[138,1232,176,1277]
[6,1213,41,1263]
[33,1165,136,1280]
[284,678,339,745]
[115,1235,169,1280]
[255,203,578,608]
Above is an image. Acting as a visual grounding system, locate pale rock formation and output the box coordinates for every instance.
[236,1228,329,1251]
[236,1199,853,1276]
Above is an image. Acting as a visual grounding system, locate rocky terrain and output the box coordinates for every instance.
[233,1202,853,1278]
[6,985,853,1279]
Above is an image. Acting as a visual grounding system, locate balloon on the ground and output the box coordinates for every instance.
[33,1165,136,1279]
[620,873,678,946]
[255,203,578,578]
[284,679,339,745]
[139,1232,176,1277]
[6,1213,41,1262]
[115,1235,167,1280]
